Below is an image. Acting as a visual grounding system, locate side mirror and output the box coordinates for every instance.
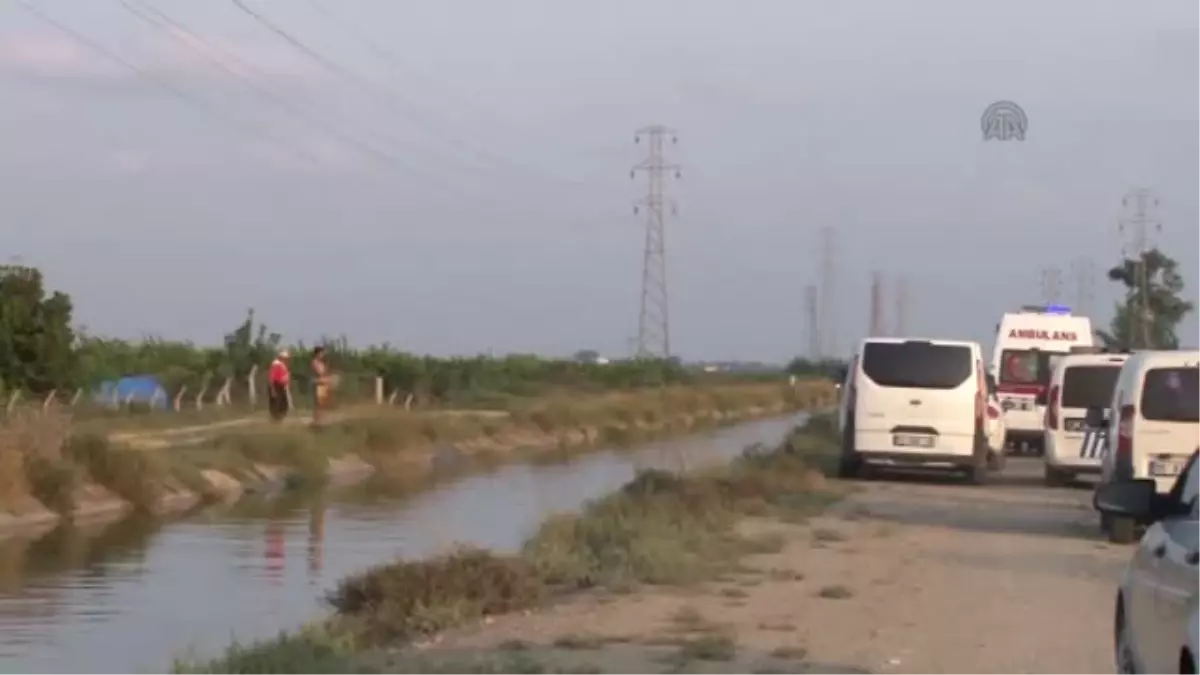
[1093,479,1158,524]
[985,374,997,395]
[1084,406,1107,429]
[1035,390,1048,406]
[832,366,848,383]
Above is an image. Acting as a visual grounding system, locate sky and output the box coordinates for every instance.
[1,0,1197,362]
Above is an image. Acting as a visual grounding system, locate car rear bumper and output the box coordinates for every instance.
[855,451,978,468]
[855,430,975,458]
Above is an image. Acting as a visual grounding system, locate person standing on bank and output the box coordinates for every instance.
[311,346,330,426]
[267,350,291,422]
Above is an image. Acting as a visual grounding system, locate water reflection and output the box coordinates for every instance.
[0,415,801,673]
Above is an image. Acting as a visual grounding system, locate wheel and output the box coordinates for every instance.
[966,457,989,485]
[987,449,1007,472]
[837,454,861,479]
[1044,465,1067,487]
[1114,601,1139,674]
[1108,516,1138,545]
[837,416,861,479]
[965,430,990,485]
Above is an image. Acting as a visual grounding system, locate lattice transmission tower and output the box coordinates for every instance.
[631,125,680,359]
[1118,188,1163,349]
[868,271,886,337]
[1040,266,1063,305]
[893,275,909,336]
[805,283,820,360]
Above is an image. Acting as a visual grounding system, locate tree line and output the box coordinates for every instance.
[0,266,726,406]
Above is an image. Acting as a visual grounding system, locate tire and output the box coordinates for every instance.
[987,449,1007,472]
[964,429,990,485]
[1108,516,1138,545]
[1114,600,1138,674]
[838,416,862,479]
[1044,465,1067,487]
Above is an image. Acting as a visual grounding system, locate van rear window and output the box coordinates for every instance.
[1061,365,1122,409]
[861,342,972,390]
[1141,367,1199,423]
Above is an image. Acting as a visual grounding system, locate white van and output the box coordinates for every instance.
[1092,350,1200,543]
[838,337,996,483]
[991,305,1094,454]
[1042,351,1129,485]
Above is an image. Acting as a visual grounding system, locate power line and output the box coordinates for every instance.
[12,0,331,169]
[114,0,504,203]
[302,0,589,190]
[229,0,567,186]
[631,125,679,360]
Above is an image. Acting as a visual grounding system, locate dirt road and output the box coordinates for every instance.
[392,458,1128,674]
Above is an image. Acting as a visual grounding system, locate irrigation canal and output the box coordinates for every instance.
[0,414,807,673]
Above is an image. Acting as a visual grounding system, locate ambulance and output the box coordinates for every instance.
[990,305,1094,454]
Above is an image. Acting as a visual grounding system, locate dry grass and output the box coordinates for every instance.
[2,382,833,520]
[174,411,844,673]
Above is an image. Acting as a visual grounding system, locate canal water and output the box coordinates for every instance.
[0,414,804,673]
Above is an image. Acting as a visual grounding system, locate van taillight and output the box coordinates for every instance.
[1045,385,1060,430]
[1116,404,1135,464]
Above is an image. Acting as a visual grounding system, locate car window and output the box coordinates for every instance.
[1141,366,1199,422]
[1061,365,1122,409]
[861,342,972,390]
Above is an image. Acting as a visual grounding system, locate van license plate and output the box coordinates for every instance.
[894,434,935,448]
[1150,460,1182,477]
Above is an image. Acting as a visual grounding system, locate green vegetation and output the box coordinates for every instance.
[1096,248,1194,350]
[171,413,842,674]
[0,265,797,423]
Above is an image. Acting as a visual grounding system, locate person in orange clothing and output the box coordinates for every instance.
[267,350,290,422]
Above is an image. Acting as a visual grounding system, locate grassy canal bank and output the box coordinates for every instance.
[0,381,835,537]
[172,412,844,674]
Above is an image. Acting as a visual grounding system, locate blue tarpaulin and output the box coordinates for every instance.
[93,375,168,409]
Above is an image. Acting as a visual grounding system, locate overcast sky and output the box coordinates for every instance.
[1,0,1196,361]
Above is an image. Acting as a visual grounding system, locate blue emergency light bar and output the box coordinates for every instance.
[1019,304,1072,315]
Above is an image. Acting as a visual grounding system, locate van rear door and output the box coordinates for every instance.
[856,341,977,452]
[1059,362,1123,458]
[1138,364,1200,479]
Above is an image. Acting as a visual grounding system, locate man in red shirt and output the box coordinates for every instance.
[267,350,290,422]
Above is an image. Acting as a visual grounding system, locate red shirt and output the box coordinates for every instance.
[268,359,289,385]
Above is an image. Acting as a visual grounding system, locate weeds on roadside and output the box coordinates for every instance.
[171,404,842,673]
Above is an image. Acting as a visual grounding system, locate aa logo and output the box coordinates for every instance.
[981,100,1028,141]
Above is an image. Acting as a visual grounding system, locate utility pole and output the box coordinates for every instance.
[1040,266,1063,305]
[868,271,886,337]
[1119,188,1162,349]
[1069,257,1095,316]
[893,275,909,336]
[631,125,680,360]
[805,283,821,361]
[818,226,836,357]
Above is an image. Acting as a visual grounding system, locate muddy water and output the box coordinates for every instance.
[0,415,804,673]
